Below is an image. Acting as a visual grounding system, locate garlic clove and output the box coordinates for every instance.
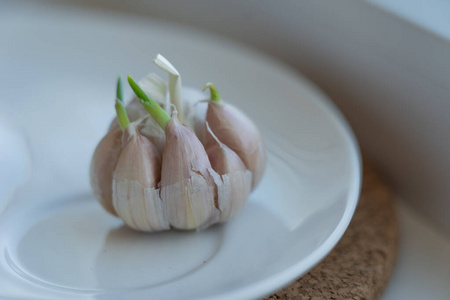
[161,114,219,230]
[112,123,169,231]
[161,171,219,230]
[89,128,122,216]
[203,84,266,190]
[205,122,248,175]
[205,123,251,222]
[210,169,252,223]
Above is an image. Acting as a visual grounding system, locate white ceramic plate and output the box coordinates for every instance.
[0,4,361,300]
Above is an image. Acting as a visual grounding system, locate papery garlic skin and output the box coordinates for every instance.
[161,115,219,230]
[112,123,170,232]
[214,170,251,222]
[137,115,166,154]
[205,125,251,222]
[90,128,122,216]
[91,116,165,219]
[204,102,266,190]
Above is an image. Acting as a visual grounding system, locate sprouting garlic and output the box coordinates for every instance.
[202,83,266,189]
[90,55,266,232]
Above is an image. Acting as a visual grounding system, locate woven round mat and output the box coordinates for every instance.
[265,162,399,300]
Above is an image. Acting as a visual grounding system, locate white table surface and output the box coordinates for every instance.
[380,201,450,300]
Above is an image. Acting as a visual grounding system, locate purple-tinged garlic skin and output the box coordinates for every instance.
[90,128,122,216]
[91,116,165,218]
[205,125,251,222]
[204,102,266,190]
[112,123,169,231]
[161,114,219,230]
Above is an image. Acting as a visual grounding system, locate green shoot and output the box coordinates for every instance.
[116,76,124,103]
[115,77,129,130]
[115,100,130,131]
[202,83,221,103]
[127,75,170,130]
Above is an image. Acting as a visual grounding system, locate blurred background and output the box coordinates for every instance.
[1,0,450,299]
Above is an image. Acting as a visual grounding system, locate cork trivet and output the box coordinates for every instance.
[265,162,399,300]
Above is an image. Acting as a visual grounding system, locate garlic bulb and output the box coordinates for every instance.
[90,55,266,232]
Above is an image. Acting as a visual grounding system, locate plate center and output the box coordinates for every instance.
[9,196,222,291]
